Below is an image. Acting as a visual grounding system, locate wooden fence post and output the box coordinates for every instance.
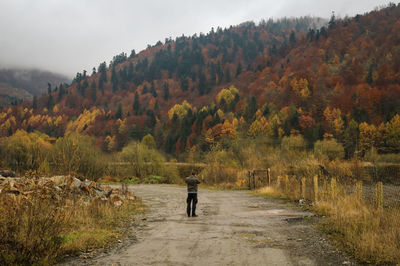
[356,181,363,201]
[267,168,271,187]
[376,182,383,211]
[330,178,337,199]
[277,176,281,190]
[284,175,289,194]
[248,171,251,190]
[252,171,256,190]
[301,177,306,199]
[313,175,319,202]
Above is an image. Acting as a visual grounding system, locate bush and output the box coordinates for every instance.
[1,130,51,174]
[0,183,143,265]
[120,141,180,183]
[200,148,242,185]
[0,192,68,265]
[281,135,307,152]
[314,138,345,160]
[51,133,106,180]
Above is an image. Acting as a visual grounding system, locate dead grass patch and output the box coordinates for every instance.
[314,195,400,264]
[0,188,143,265]
[252,186,286,199]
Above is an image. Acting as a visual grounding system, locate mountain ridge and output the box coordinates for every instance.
[1,3,399,156]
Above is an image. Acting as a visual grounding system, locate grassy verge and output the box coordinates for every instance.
[252,186,288,199]
[199,183,248,191]
[0,190,144,265]
[253,185,400,264]
[314,196,400,264]
[60,199,144,256]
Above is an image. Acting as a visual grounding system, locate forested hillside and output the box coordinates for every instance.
[1,4,399,158]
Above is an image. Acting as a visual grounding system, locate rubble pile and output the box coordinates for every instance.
[0,175,135,206]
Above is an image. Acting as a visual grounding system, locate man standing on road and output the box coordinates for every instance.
[185,171,200,217]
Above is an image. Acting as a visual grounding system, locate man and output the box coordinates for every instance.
[185,171,200,217]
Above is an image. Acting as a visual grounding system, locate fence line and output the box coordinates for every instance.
[247,168,399,210]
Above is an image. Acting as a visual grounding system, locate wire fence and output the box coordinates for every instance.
[247,168,400,209]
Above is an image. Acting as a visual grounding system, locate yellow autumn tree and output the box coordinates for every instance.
[221,120,236,138]
[1,130,51,173]
[65,107,103,134]
[168,100,193,120]
[359,122,377,154]
[216,86,239,105]
[324,107,344,138]
[291,78,310,99]
[386,114,400,152]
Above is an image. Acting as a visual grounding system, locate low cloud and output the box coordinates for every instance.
[0,0,391,77]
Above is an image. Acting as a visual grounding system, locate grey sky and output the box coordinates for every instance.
[0,0,393,78]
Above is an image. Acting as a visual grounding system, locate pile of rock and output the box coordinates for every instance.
[0,175,135,206]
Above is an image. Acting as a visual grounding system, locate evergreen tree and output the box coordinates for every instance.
[366,64,374,84]
[146,109,157,130]
[57,86,65,101]
[32,95,37,109]
[98,61,107,83]
[133,91,140,115]
[244,96,257,122]
[129,49,136,58]
[150,81,157,97]
[163,82,169,100]
[236,62,242,77]
[47,94,54,110]
[289,31,296,44]
[90,87,97,102]
[198,72,207,95]
[111,66,118,92]
[328,11,336,29]
[80,79,88,96]
[154,100,160,114]
[142,84,148,94]
[180,77,189,91]
[128,62,134,80]
[116,103,123,119]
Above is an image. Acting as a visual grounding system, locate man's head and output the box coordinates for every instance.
[191,171,196,176]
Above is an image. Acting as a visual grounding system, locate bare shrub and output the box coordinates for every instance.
[51,133,107,180]
[314,138,345,160]
[0,191,69,265]
[315,195,400,264]
[120,141,180,183]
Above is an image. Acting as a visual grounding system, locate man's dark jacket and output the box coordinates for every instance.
[185,175,200,193]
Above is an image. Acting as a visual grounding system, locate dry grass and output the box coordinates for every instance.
[60,199,144,256]
[0,190,143,265]
[314,195,400,264]
[253,186,286,199]
[255,176,400,264]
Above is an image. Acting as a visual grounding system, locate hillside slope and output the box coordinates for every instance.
[1,4,399,157]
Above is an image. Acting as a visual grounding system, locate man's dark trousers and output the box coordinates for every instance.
[187,193,198,217]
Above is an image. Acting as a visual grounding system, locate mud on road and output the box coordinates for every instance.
[68,184,355,266]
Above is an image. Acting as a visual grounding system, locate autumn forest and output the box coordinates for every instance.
[1,4,400,170]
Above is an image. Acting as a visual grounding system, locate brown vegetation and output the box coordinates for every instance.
[0,176,143,265]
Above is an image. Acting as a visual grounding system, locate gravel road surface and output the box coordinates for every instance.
[70,184,354,266]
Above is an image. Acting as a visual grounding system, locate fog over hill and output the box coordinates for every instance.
[0,0,392,76]
[0,68,69,107]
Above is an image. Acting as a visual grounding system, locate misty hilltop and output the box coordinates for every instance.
[0,68,69,107]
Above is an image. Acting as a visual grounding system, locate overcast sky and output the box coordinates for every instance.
[0,0,393,78]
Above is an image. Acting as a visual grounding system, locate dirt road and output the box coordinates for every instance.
[76,184,354,265]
